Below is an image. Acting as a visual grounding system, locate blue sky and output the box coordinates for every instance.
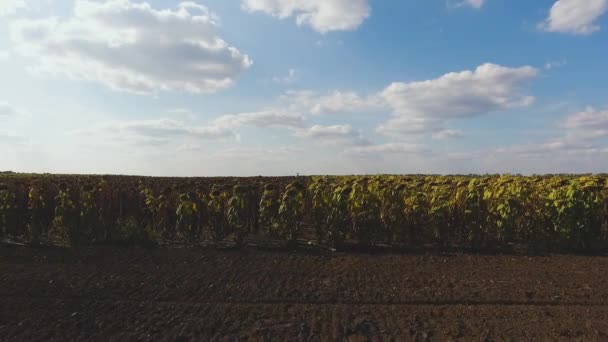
[1,0,608,176]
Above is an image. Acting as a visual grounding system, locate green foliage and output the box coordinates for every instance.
[2,174,608,253]
[208,187,228,241]
[227,185,250,245]
[176,192,199,244]
[27,184,46,243]
[52,188,81,247]
[0,184,17,239]
[277,182,305,246]
[259,183,280,236]
[348,178,382,246]
[115,215,158,246]
[378,182,406,244]
[327,185,352,247]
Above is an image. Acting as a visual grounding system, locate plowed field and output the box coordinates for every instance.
[2,246,608,341]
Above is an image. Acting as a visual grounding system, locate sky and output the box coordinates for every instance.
[1,0,608,176]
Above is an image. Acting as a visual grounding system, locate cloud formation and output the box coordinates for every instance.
[281,90,382,115]
[346,142,424,157]
[562,107,608,129]
[294,124,369,145]
[73,118,236,148]
[241,0,371,33]
[10,0,252,94]
[456,0,485,9]
[465,0,485,8]
[202,63,538,145]
[0,130,28,146]
[432,129,465,140]
[540,0,608,35]
[0,102,20,117]
[272,69,297,84]
[378,63,538,137]
[493,106,608,163]
[0,0,26,16]
[109,119,235,140]
[212,110,306,129]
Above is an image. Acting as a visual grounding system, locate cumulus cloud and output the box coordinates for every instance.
[212,110,306,129]
[539,0,608,35]
[210,107,372,145]
[111,119,235,140]
[493,106,608,162]
[272,68,297,84]
[381,64,537,118]
[555,107,608,143]
[453,0,485,9]
[209,89,381,134]
[0,102,20,117]
[294,124,369,145]
[377,117,443,136]
[201,64,537,145]
[346,142,424,157]
[177,143,203,152]
[0,130,28,146]
[241,0,371,33]
[212,146,301,159]
[0,0,26,16]
[282,90,383,115]
[561,107,608,129]
[378,63,538,137]
[465,0,485,8]
[432,129,464,140]
[494,140,602,158]
[544,60,567,70]
[10,0,252,94]
[74,118,235,148]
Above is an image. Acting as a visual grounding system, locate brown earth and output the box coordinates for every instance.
[2,245,608,341]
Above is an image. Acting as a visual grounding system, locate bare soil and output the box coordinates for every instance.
[2,245,608,341]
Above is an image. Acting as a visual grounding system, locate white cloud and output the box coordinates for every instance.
[432,129,464,140]
[381,64,537,118]
[494,140,601,158]
[189,125,236,140]
[378,63,538,137]
[561,107,608,129]
[554,107,608,143]
[212,110,306,129]
[272,68,297,84]
[177,143,203,152]
[0,51,11,60]
[0,130,28,146]
[197,64,538,147]
[0,102,20,117]
[455,0,485,9]
[167,108,197,121]
[377,117,443,136]
[211,109,371,145]
[346,142,424,156]
[294,124,369,145]
[10,0,252,94]
[282,90,383,115]
[540,0,608,35]
[492,106,608,163]
[0,0,26,16]
[210,90,381,136]
[74,118,235,147]
[466,0,485,8]
[121,119,235,140]
[544,60,567,70]
[241,0,371,33]
[211,146,301,159]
